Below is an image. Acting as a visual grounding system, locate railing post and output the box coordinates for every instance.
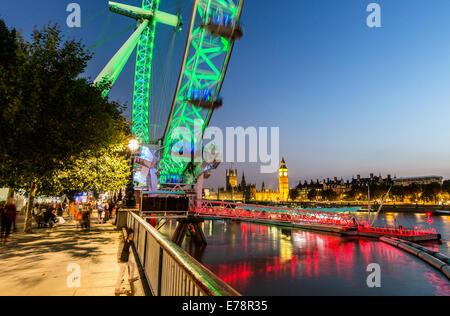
[157,247,164,296]
[136,218,140,249]
[142,230,147,266]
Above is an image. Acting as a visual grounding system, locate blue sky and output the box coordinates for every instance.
[2,0,450,189]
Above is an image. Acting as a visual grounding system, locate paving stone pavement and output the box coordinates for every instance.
[0,217,142,296]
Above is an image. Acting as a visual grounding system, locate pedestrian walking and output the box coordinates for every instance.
[82,208,91,230]
[100,210,106,223]
[1,201,16,243]
[115,228,139,295]
[68,203,76,223]
[57,204,63,217]
[107,201,115,221]
[75,206,83,229]
[43,208,57,228]
[0,202,4,239]
[97,203,104,224]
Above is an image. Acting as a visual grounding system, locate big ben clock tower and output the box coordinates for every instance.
[278,157,289,201]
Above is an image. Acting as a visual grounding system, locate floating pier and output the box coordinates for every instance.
[196,200,442,242]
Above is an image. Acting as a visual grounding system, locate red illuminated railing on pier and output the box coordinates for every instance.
[194,201,438,237]
[357,224,437,237]
[194,200,357,227]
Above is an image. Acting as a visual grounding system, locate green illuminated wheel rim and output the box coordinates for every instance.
[94,0,244,185]
[159,0,244,183]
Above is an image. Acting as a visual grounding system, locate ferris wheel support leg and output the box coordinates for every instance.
[196,174,204,210]
[109,2,181,28]
[94,20,149,97]
[149,168,158,191]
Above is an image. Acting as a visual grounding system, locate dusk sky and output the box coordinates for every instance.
[2,0,450,190]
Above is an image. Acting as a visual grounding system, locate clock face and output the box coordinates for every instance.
[284,172,288,177]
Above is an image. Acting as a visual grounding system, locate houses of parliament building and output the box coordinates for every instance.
[204,158,290,202]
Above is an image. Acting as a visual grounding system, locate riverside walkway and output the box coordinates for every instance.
[0,216,144,296]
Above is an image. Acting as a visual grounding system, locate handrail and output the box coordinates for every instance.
[128,211,240,296]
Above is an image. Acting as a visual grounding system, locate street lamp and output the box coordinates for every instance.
[128,138,140,153]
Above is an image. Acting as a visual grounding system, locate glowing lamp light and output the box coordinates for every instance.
[128,138,140,153]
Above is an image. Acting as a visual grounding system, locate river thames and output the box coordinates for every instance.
[161,213,450,296]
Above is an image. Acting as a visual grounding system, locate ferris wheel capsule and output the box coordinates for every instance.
[201,12,243,40]
[185,89,223,110]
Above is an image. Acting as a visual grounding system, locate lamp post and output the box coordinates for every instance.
[125,138,140,208]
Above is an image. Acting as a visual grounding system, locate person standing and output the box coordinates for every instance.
[115,228,139,295]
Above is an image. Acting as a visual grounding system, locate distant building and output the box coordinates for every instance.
[226,169,238,191]
[297,173,394,200]
[295,173,445,201]
[204,158,290,202]
[278,158,289,201]
[393,176,443,187]
[350,173,394,187]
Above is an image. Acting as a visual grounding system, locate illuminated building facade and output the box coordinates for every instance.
[205,159,290,202]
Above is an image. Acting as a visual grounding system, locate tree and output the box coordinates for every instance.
[322,189,338,202]
[0,22,129,232]
[422,183,441,204]
[0,19,19,70]
[289,188,299,201]
[391,186,406,203]
[405,183,422,203]
[307,189,317,201]
[443,180,450,195]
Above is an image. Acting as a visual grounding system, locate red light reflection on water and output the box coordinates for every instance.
[206,221,449,295]
[423,271,450,296]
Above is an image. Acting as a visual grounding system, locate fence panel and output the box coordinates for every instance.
[126,212,240,296]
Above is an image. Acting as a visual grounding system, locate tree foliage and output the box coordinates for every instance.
[289,188,299,201]
[0,21,130,232]
[40,140,131,200]
[307,189,317,201]
[442,180,450,195]
[322,189,338,202]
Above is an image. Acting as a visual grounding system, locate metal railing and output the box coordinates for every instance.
[127,212,240,296]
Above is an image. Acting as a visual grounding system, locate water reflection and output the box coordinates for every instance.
[159,214,450,296]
